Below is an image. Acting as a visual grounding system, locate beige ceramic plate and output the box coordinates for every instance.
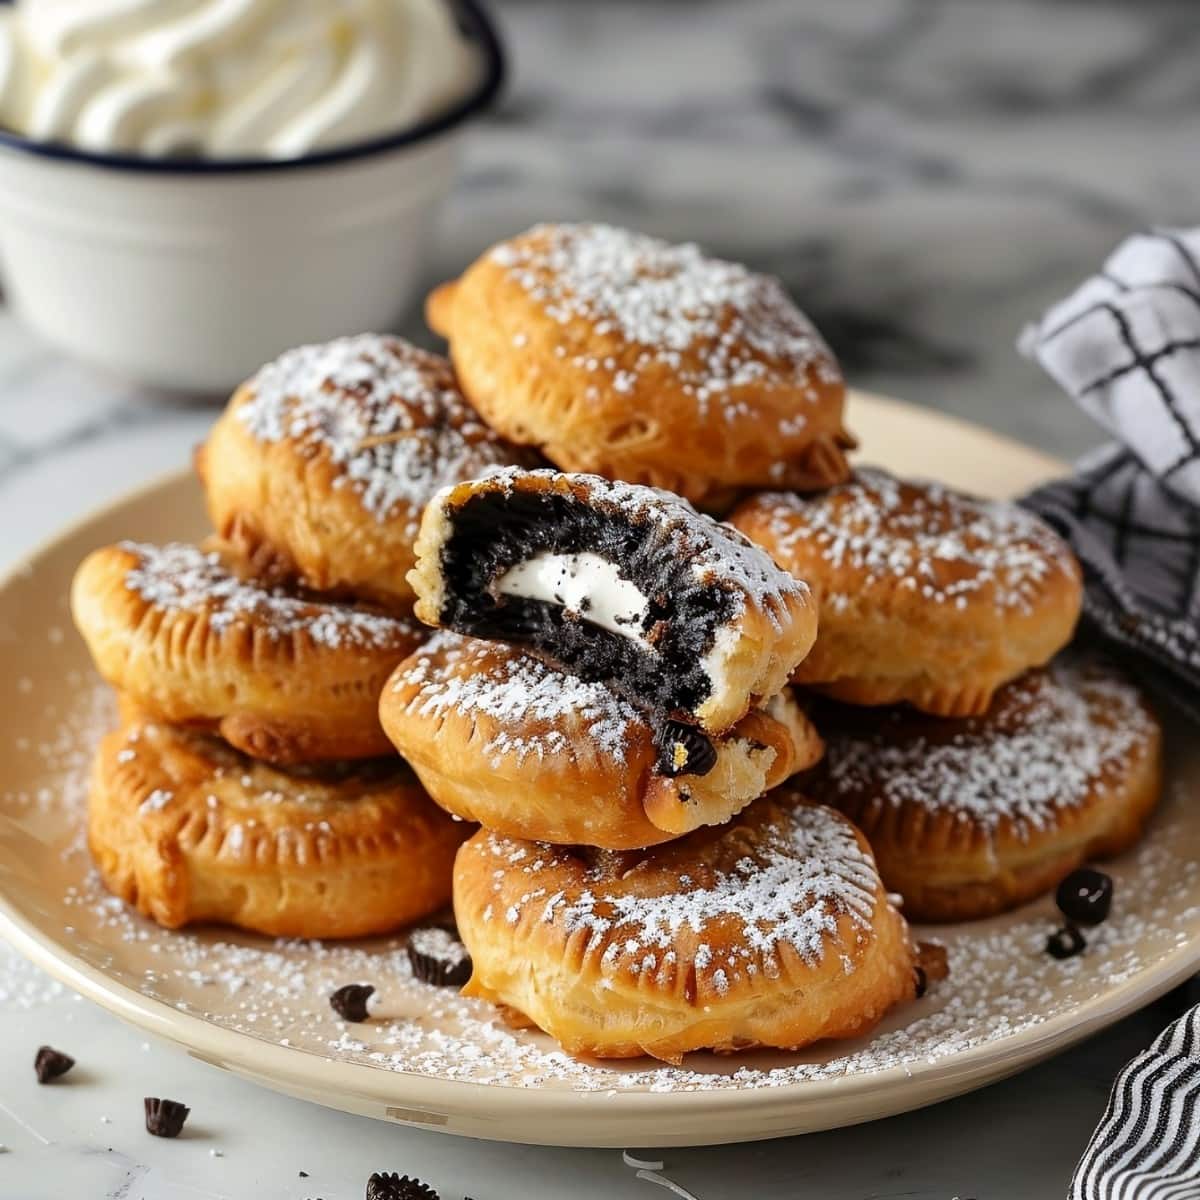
[1,392,1197,1148]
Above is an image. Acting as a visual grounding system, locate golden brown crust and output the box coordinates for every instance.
[198,334,529,609]
[408,468,819,735]
[379,634,823,849]
[427,224,853,506]
[88,720,469,938]
[803,661,1163,921]
[454,797,916,1061]
[729,469,1084,716]
[71,542,423,764]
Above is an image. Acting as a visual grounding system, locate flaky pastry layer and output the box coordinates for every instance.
[88,719,468,937]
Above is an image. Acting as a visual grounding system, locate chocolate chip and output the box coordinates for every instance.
[329,983,375,1022]
[366,1172,440,1200]
[144,1097,190,1138]
[655,720,717,779]
[34,1045,74,1084]
[1046,925,1087,960]
[1056,868,1113,926]
[407,927,472,989]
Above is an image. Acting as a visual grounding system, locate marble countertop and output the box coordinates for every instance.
[3,0,1199,1195]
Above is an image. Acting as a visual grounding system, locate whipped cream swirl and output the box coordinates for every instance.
[0,0,481,159]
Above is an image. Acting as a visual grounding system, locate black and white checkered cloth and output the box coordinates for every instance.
[1020,228,1200,1198]
[1021,228,1200,724]
[1021,228,1200,505]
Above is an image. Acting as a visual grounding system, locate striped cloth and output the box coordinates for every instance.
[1020,228,1200,1198]
[1069,1006,1200,1199]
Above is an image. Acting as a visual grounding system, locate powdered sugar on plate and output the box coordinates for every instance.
[49,818,1200,1094]
[490,224,840,415]
[236,334,523,526]
[742,467,1078,614]
[120,541,417,650]
[6,677,1199,1099]
[390,631,636,766]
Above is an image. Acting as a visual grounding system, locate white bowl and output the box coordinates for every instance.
[0,1,504,394]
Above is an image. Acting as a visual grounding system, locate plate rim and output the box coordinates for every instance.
[4,390,1193,1148]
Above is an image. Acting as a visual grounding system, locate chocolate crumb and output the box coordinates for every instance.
[407,926,472,988]
[144,1097,190,1138]
[300,1171,309,1178]
[1046,925,1087,960]
[329,983,375,1022]
[366,1171,440,1200]
[914,967,928,999]
[654,720,717,779]
[1056,868,1113,926]
[34,1045,75,1084]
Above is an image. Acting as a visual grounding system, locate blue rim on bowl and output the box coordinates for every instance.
[0,0,506,174]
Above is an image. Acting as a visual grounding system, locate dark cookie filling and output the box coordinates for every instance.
[437,489,739,718]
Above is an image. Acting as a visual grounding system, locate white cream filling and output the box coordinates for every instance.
[495,552,651,644]
[698,621,739,699]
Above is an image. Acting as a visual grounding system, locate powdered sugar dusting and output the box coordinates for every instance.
[817,660,1157,834]
[392,632,635,766]
[744,467,1078,613]
[42,800,1200,1096]
[491,224,840,418]
[482,806,878,987]
[7,670,1196,1101]
[120,542,417,650]
[236,334,522,526]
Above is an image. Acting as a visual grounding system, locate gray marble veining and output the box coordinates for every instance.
[1,0,1198,515]
[2,2,1198,1196]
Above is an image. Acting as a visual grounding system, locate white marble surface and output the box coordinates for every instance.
[3,0,1200,1195]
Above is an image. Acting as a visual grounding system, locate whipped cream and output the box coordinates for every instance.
[0,0,481,159]
[495,552,652,644]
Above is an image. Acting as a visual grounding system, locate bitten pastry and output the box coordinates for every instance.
[426,222,853,506]
[380,633,823,848]
[803,660,1162,922]
[729,468,1083,715]
[88,720,469,938]
[197,333,530,608]
[71,542,423,764]
[454,796,916,1061]
[409,469,818,735]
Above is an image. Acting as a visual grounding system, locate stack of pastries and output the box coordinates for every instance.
[70,222,1165,1066]
[69,336,530,938]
